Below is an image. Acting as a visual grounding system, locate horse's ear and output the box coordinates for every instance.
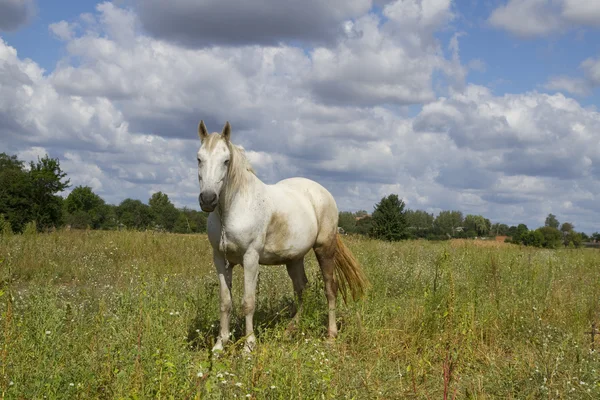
[222,121,231,142]
[198,120,208,141]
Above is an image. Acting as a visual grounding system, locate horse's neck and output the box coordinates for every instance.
[218,172,265,224]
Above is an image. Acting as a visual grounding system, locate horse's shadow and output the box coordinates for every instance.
[186,280,330,350]
[186,294,300,350]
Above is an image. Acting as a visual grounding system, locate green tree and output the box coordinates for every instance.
[173,207,208,234]
[560,222,574,233]
[405,209,434,238]
[0,153,33,232]
[434,210,463,237]
[370,194,408,241]
[148,192,178,231]
[564,231,583,248]
[491,223,509,236]
[28,155,70,231]
[545,213,559,229]
[464,214,491,236]
[338,211,357,234]
[538,226,563,249]
[64,186,108,229]
[117,199,151,230]
[355,215,372,236]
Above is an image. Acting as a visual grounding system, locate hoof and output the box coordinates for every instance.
[212,340,224,353]
[243,335,256,353]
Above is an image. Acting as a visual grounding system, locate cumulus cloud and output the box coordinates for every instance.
[0,0,35,32]
[543,55,600,96]
[308,0,459,106]
[2,1,600,232]
[488,0,600,38]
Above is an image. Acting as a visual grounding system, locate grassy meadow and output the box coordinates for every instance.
[1,230,600,399]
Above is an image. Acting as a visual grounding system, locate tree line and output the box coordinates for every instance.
[340,194,597,249]
[1,152,598,247]
[0,153,207,234]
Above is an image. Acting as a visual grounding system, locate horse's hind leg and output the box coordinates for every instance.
[286,258,308,329]
[314,243,338,339]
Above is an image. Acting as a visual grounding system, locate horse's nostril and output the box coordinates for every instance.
[200,191,217,205]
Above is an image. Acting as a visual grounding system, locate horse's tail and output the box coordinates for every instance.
[333,234,369,304]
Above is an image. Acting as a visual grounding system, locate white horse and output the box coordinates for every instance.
[196,121,368,352]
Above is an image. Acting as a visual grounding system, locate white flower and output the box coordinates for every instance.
[235,382,242,387]
[270,385,276,389]
[216,373,223,379]
[69,383,74,387]
[9,381,14,386]
[246,395,251,398]
[197,372,203,378]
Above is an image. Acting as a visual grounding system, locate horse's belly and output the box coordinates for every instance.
[259,218,316,265]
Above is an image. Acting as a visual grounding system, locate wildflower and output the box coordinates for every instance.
[235,382,243,387]
[216,373,223,379]
[246,395,251,398]
[270,385,276,389]
[45,331,51,335]
[9,381,14,386]
[197,372,203,378]
[69,383,75,387]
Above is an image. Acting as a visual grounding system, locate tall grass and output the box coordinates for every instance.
[1,230,600,398]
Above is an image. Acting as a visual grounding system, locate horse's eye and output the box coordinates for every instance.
[224,159,230,166]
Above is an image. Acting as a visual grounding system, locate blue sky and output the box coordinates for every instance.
[1,0,600,233]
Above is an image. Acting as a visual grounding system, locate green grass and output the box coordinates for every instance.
[1,230,600,399]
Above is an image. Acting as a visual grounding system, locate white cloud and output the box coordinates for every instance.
[49,20,77,41]
[543,76,590,96]
[488,0,600,38]
[561,0,600,26]
[543,55,600,96]
[1,1,600,233]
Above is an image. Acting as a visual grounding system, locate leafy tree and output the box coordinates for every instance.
[512,224,529,244]
[560,222,574,233]
[64,186,108,229]
[522,230,544,247]
[464,214,491,236]
[173,207,208,234]
[355,215,372,236]
[338,211,357,234]
[354,210,368,218]
[592,232,600,242]
[370,194,408,241]
[405,209,434,237]
[538,226,563,249]
[148,192,178,231]
[564,231,583,248]
[117,199,152,230]
[545,213,559,229]
[434,210,463,237]
[581,232,590,242]
[491,223,509,236]
[28,155,70,231]
[0,153,32,232]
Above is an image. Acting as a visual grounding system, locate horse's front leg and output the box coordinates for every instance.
[212,252,233,353]
[242,250,260,352]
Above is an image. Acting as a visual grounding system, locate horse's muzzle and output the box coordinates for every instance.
[199,191,217,212]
